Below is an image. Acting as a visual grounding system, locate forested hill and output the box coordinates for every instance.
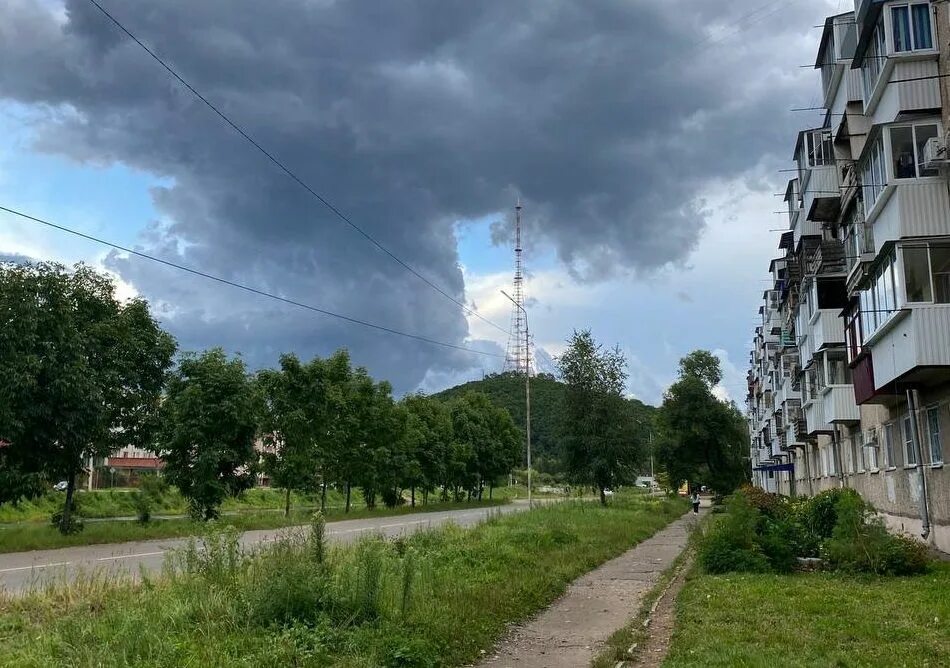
[433,372,656,473]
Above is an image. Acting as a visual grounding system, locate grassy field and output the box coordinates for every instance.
[664,563,950,667]
[0,487,356,523]
[0,499,508,554]
[0,494,687,667]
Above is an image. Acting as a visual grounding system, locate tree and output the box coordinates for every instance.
[256,354,326,517]
[657,351,748,494]
[0,262,175,532]
[678,350,723,388]
[557,330,639,504]
[401,394,453,505]
[159,349,258,520]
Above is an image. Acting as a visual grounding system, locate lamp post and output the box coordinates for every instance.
[635,418,655,485]
[501,289,531,507]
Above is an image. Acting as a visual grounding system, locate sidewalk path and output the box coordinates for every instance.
[477,506,706,668]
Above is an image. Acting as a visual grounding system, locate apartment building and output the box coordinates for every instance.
[748,0,950,552]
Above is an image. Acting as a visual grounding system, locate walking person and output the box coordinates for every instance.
[690,489,700,514]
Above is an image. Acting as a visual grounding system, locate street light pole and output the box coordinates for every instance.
[501,290,531,507]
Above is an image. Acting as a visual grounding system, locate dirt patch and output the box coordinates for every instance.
[628,552,693,668]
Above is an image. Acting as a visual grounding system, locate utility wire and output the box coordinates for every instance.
[84,0,508,336]
[0,204,504,359]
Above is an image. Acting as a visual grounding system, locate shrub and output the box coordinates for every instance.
[132,490,152,524]
[824,491,930,575]
[138,473,169,499]
[802,488,854,541]
[698,492,770,574]
[739,484,785,519]
[758,518,799,573]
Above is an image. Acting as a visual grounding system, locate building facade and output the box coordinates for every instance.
[748,0,950,553]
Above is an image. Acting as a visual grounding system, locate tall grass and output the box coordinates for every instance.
[0,499,506,554]
[0,494,686,667]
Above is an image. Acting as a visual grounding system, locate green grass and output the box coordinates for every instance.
[663,563,950,667]
[0,487,358,523]
[0,500,506,554]
[0,494,687,667]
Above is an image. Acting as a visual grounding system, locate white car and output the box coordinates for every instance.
[53,481,68,492]
[603,489,614,497]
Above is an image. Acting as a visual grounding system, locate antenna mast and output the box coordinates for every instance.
[504,200,532,375]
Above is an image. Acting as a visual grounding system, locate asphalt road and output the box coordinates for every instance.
[0,502,529,594]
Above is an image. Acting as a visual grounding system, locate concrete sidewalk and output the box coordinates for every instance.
[477,507,705,668]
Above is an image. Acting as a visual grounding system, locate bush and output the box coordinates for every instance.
[823,491,930,575]
[138,473,169,498]
[801,488,853,541]
[132,490,152,524]
[698,492,770,574]
[739,484,785,519]
[758,518,799,573]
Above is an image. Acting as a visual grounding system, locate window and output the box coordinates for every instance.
[903,414,918,465]
[891,124,939,180]
[855,431,866,472]
[932,247,950,304]
[828,356,851,385]
[891,3,933,53]
[883,422,897,468]
[862,14,887,101]
[807,130,834,167]
[845,302,864,364]
[904,247,933,302]
[927,406,943,464]
[860,248,899,338]
[862,134,886,209]
[866,429,879,471]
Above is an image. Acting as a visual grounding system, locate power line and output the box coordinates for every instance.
[83,0,508,337]
[0,204,504,359]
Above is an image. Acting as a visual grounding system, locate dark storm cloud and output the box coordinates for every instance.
[0,0,828,390]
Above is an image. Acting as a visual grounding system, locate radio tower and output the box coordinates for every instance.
[504,200,532,375]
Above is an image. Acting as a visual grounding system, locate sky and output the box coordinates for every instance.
[0,0,844,405]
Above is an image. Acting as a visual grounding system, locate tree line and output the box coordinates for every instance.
[1,262,749,534]
[0,262,519,532]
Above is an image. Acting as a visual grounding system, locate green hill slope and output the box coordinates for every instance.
[433,372,656,474]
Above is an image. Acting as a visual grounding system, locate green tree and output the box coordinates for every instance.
[159,349,258,520]
[558,330,639,505]
[657,351,748,494]
[256,354,326,517]
[401,394,453,505]
[0,262,175,532]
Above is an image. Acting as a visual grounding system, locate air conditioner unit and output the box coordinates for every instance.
[922,136,949,171]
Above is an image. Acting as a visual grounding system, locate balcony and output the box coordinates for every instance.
[788,402,808,442]
[821,385,860,424]
[811,309,846,351]
[803,163,841,223]
[867,305,950,389]
[868,181,950,253]
[804,397,831,436]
